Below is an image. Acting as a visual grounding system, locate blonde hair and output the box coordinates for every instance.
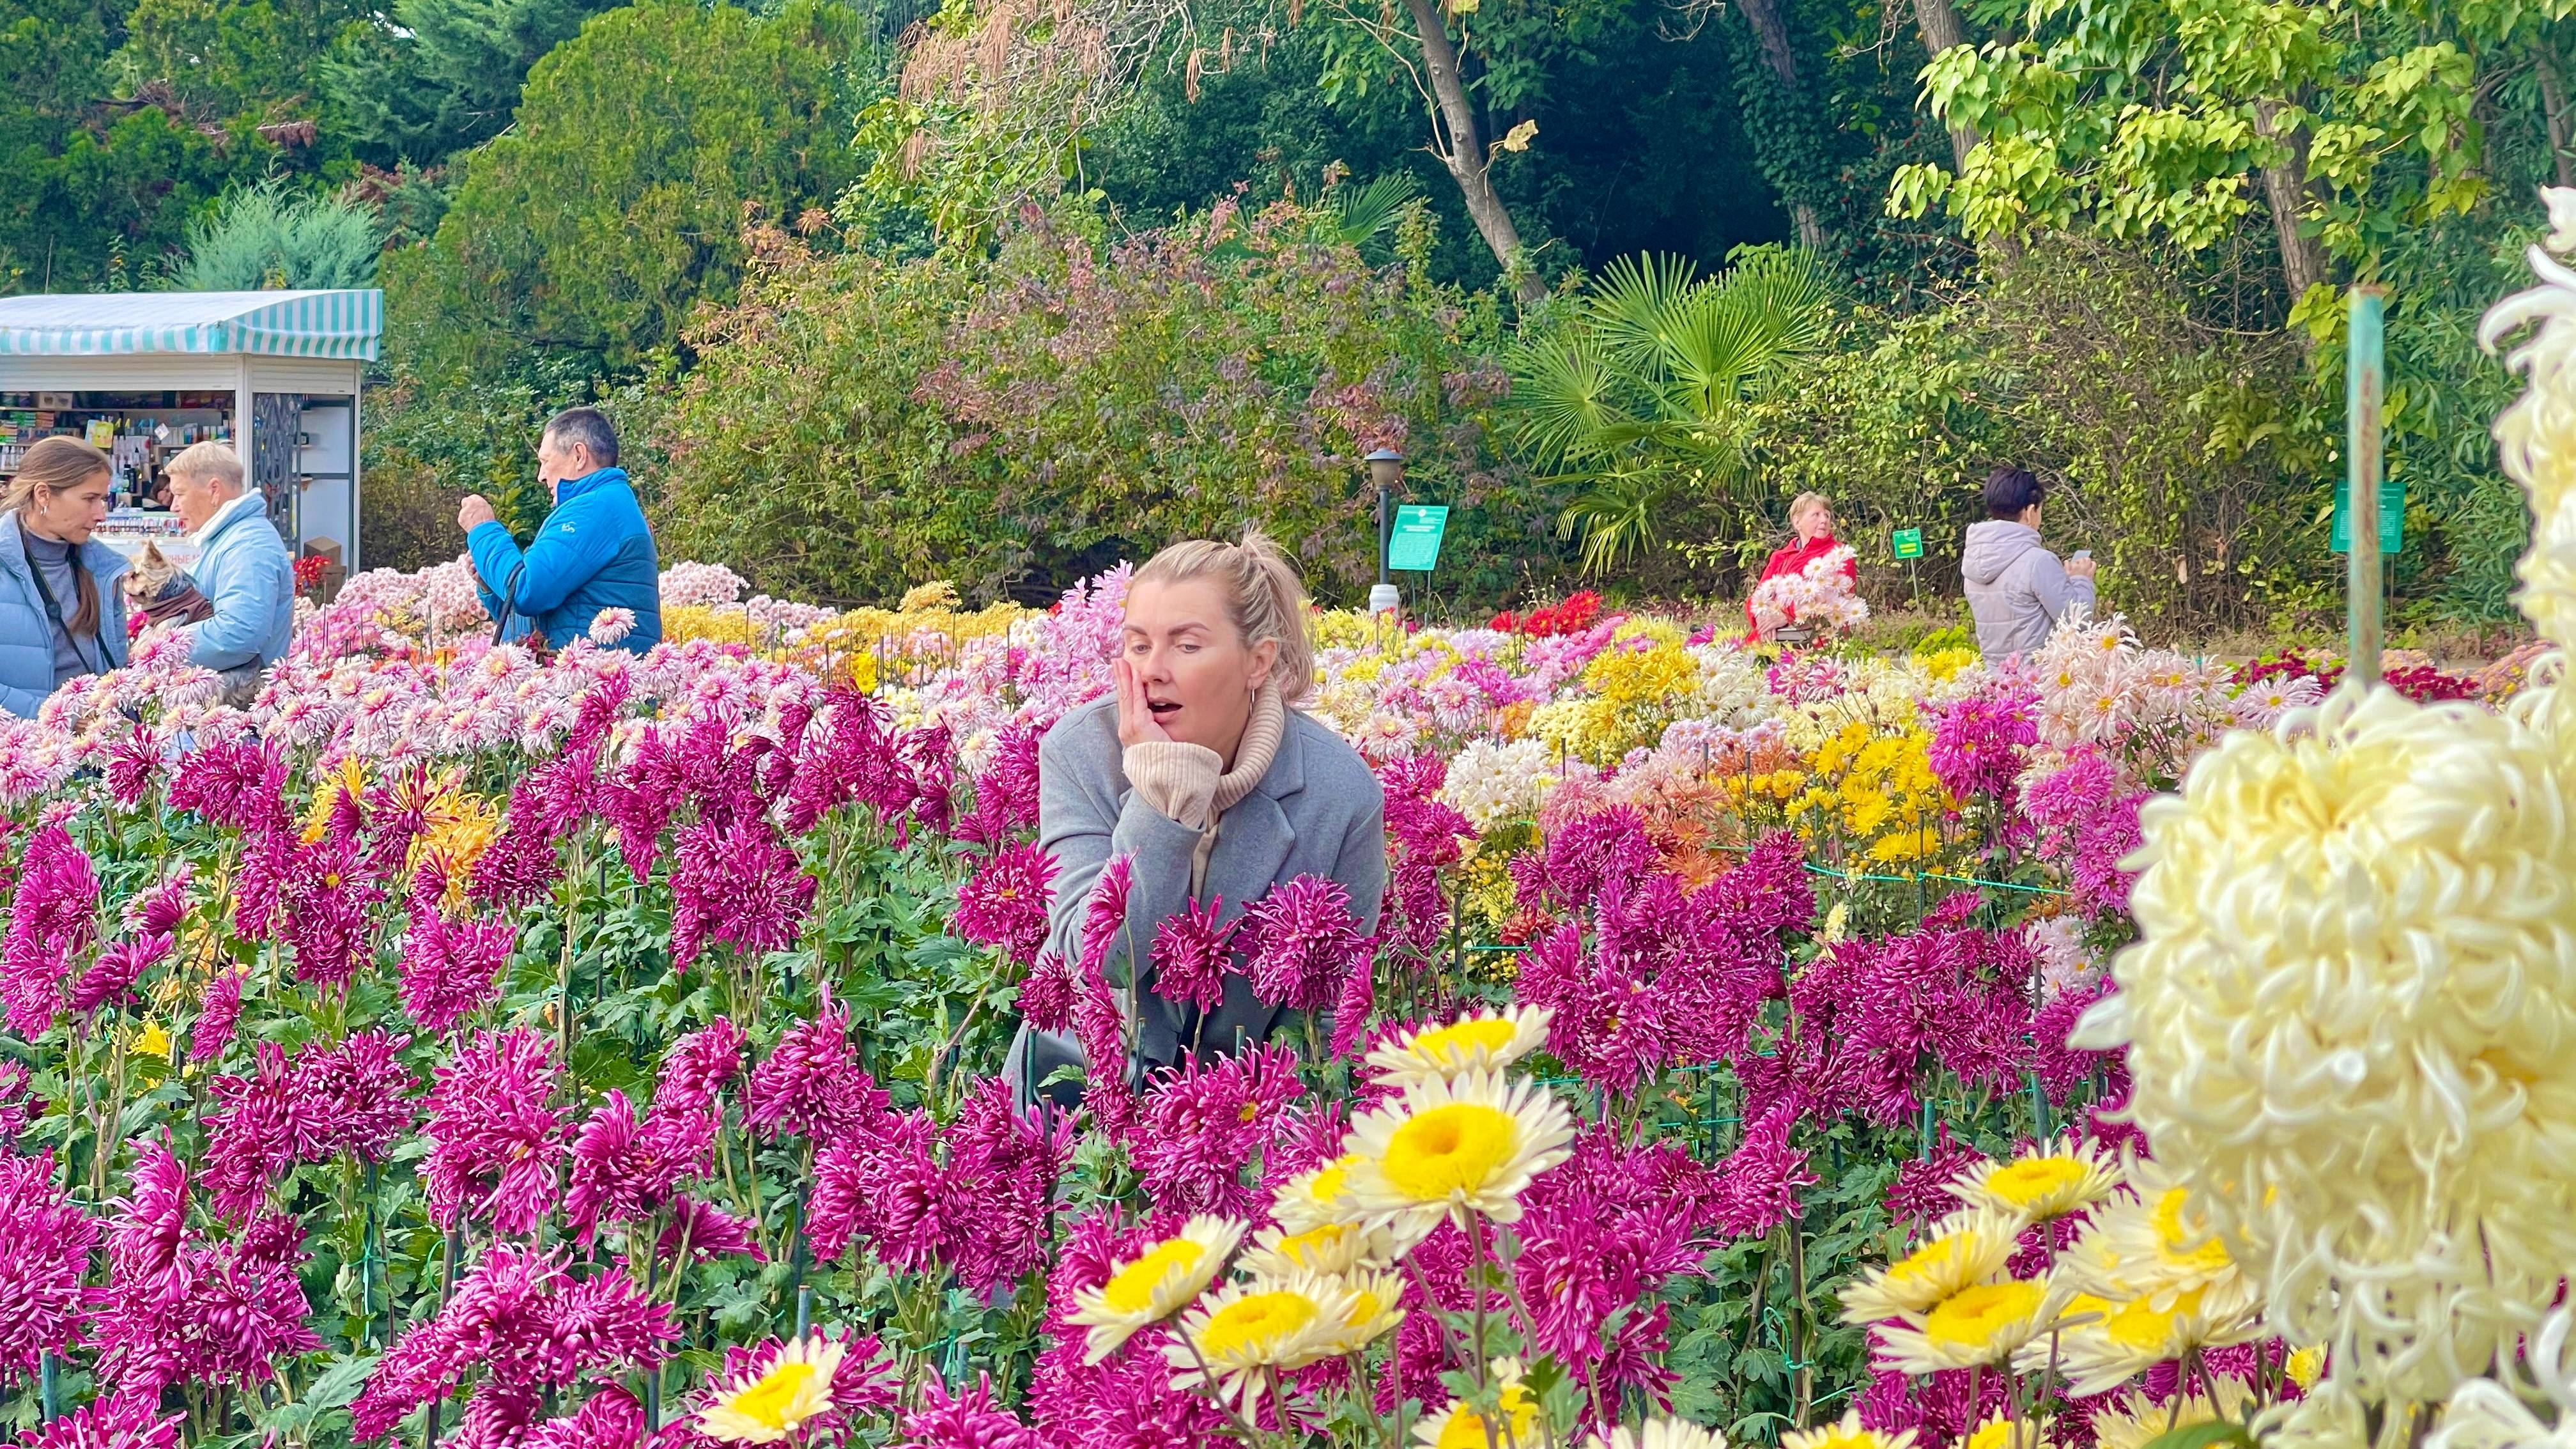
[1788,492,1831,528]
[5,437,109,637]
[1132,529,1316,706]
[167,440,245,493]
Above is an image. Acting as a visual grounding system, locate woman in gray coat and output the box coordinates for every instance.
[0,437,129,718]
[1010,531,1386,1110]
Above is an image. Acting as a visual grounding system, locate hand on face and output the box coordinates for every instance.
[458,494,498,532]
[1114,655,1173,748]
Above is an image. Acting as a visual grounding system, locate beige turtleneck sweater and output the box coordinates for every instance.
[1122,681,1286,896]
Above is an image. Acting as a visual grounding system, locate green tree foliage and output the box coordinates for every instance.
[158,176,383,288]
[649,198,1568,608]
[380,0,869,385]
[113,0,369,120]
[318,0,624,166]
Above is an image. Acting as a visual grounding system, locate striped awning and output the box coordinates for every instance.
[0,290,382,360]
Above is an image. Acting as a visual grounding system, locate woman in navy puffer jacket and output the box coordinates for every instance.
[0,437,130,718]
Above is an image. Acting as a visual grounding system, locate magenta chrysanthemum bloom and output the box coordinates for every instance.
[0,1151,98,1389]
[398,906,514,1037]
[279,837,382,989]
[10,1393,180,1449]
[1510,806,1655,915]
[124,869,193,937]
[0,1060,36,1144]
[1075,856,1134,982]
[1381,785,1475,956]
[1070,945,1134,1139]
[1128,1045,1302,1217]
[1018,952,1074,1034]
[1858,1363,2007,1449]
[350,1245,673,1443]
[518,1386,644,1449]
[599,725,686,880]
[1327,947,1377,1061]
[954,841,1059,968]
[2023,750,2147,913]
[88,1142,320,1397]
[658,1196,765,1267]
[900,1373,1038,1449]
[564,1089,718,1246]
[1885,1128,1982,1227]
[189,969,247,1064]
[1927,690,2039,803]
[1709,1101,1817,1237]
[669,816,815,972]
[202,1042,331,1222]
[1510,1129,1714,1420]
[1240,875,1365,1011]
[658,1329,899,1449]
[942,1076,1074,1293]
[3,825,99,1037]
[743,986,890,1145]
[68,932,169,1017]
[807,1110,943,1268]
[957,724,1041,846]
[166,738,286,833]
[422,1028,566,1236]
[654,1016,746,1116]
[1145,894,1233,1013]
[1026,1209,1231,1446]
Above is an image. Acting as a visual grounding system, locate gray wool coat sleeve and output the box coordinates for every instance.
[1005,693,1386,1111]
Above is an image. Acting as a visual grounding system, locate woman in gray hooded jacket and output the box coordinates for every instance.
[1962,466,2097,662]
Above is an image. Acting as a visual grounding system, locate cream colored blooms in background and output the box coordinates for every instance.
[2068,189,2576,1436]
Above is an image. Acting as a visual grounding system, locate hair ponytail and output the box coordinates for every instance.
[1133,527,1317,706]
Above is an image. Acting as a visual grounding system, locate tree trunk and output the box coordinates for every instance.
[2252,98,2329,300]
[2542,46,2576,190]
[1736,0,1828,249]
[1909,0,1978,170]
[1401,0,1547,303]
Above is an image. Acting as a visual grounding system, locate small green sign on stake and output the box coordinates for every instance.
[1890,528,1924,561]
[1387,504,1449,571]
[2329,479,2405,555]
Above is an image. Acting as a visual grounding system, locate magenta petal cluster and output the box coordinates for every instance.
[422,1027,566,1235]
[0,1152,98,1390]
[1240,874,1365,1011]
[954,840,1060,968]
[3,825,100,1037]
[743,984,890,1144]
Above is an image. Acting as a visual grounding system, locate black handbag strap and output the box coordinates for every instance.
[491,562,523,646]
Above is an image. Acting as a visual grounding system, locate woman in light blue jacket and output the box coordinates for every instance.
[0,437,130,719]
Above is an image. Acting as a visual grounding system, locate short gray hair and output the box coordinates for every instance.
[541,407,619,467]
[168,440,245,493]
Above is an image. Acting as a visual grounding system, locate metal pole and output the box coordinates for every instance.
[1377,484,1391,586]
[2347,286,2387,688]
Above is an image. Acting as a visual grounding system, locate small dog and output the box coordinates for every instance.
[123,541,214,627]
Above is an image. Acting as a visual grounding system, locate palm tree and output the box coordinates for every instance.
[1508,245,1833,575]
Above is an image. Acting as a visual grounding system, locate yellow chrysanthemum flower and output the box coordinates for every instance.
[1950,1142,2122,1226]
[1872,1278,2053,1374]
[2056,1167,2258,1324]
[1163,1276,1341,1414]
[1364,1005,1552,1087]
[1342,1070,1578,1243]
[1238,1221,1395,1280]
[1273,1154,1364,1234]
[2032,1284,2257,1397]
[131,1021,172,1060]
[1587,1420,1728,1449]
[1068,1216,1244,1364]
[1780,1408,1918,1449]
[1305,1267,1407,1358]
[1413,1361,1538,1449]
[1839,1212,2019,1322]
[696,1335,845,1444]
[2086,1378,2258,1449]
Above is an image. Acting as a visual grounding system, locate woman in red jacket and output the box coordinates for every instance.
[1745,492,1855,638]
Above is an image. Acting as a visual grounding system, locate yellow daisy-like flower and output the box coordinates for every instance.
[2031,1285,2256,1397]
[1872,1278,2052,1374]
[1273,1153,1365,1234]
[1839,1213,2018,1322]
[1364,1005,1553,1087]
[1342,1070,1578,1243]
[1068,1216,1244,1365]
[1413,1361,1538,1449]
[2284,1345,2325,1390]
[1163,1275,1341,1415]
[2057,1168,2257,1324]
[696,1335,845,1444]
[130,1021,172,1061]
[1587,1419,1728,1449]
[2086,1378,2258,1449]
[1780,1408,1919,1449]
[1949,1142,2121,1226]
[1305,1267,1407,1358]
[1238,1220,1395,1280]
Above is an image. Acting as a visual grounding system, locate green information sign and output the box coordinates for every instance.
[1891,528,1924,561]
[1387,504,1449,571]
[2329,479,2405,555]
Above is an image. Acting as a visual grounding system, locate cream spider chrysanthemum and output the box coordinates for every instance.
[1586,1419,1728,1449]
[2086,1378,2260,1449]
[2056,1168,2258,1324]
[696,1335,845,1443]
[1238,1220,1396,1280]
[1343,1070,1577,1242]
[1366,1005,1554,1086]
[1305,1267,1407,1358]
[2432,1305,2576,1449]
[1413,1361,1538,1449]
[1163,1275,1343,1414]
[1273,1153,1365,1234]
[1871,1276,2053,1374]
[1780,1408,1918,1449]
[1948,1141,2122,1226]
[1839,1212,2019,1323]
[1068,1216,1245,1364]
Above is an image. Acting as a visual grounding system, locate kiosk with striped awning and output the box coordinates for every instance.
[0,290,380,571]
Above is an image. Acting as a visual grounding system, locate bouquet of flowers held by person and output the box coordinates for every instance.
[1750,545,1867,638]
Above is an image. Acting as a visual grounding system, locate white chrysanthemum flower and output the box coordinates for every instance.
[1067,1216,1244,1364]
[1870,1276,2053,1374]
[1365,1005,1552,1087]
[1587,1420,1729,1449]
[587,607,637,646]
[1947,1140,2121,1226]
[2086,1377,2262,1449]
[1839,1211,2020,1323]
[1302,1266,1406,1358]
[1438,738,1555,828]
[2019,1282,2262,1397]
[1413,1360,1538,1449]
[2075,678,2576,1404]
[1341,1070,1578,1243]
[1272,1153,1364,1235]
[696,1335,845,1443]
[1780,1409,1919,1449]
[1237,1220,1396,1280]
[1162,1274,1346,1414]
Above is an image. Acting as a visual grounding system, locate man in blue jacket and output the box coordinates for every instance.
[166,442,295,702]
[460,407,662,654]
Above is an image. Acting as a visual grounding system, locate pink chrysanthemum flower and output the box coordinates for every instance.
[0,1151,99,1390]
[1145,894,1234,1014]
[659,1196,766,1267]
[655,1016,747,1116]
[1076,856,1135,982]
[397,903,514,1037]
[10,1392,180,1449]
[1240,875,1365,1011]
[189,968,247,1064]
[1019,951,1075,1034]
[586,607,638,647]
[954,841,1059,968]
[3,825,100,1037]
[519,1386,644,1449]
[899,1373,1038,1449]
[1127,1046,1302,1217]
[422,1028,566,1236]
[743,985,890,1145]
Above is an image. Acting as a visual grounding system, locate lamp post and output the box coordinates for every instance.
[1366,447,1403,616]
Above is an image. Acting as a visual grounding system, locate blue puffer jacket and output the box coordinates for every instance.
[468,467,663,653]
[183,492,295,671]
[0,510,129,720]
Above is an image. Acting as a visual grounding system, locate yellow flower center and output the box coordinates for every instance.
[1433,1386,1536,1449]
[1924,1281,2045,1349]
[1414,1018,1518,1061]
[1272,1225,1348,1269]
[1964,1420,2014,1449]
[725,1361,817,1431]
[1197,1291,1320,1361]
[1885,1228,1980,1292]
[2285,1346,2325,1389]
[1306,1155,1358,1205]
[2150,1188,2233,1275]
[2104,1289,2197,1352]
[1381,1103,1520,1201]
[1986,1156,2088,1209]
[1102,1239,1206,1315]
